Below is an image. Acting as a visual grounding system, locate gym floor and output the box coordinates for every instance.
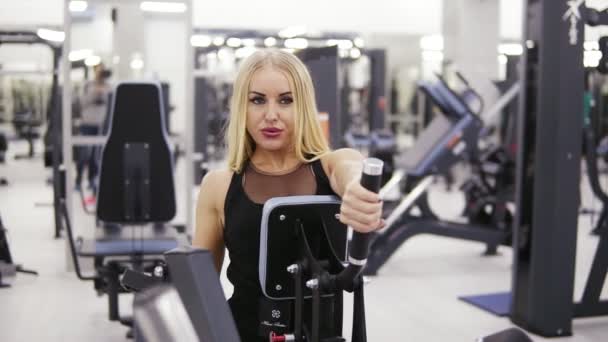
[1,140,607,341]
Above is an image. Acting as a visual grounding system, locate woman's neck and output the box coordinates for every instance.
[250,149,300,173]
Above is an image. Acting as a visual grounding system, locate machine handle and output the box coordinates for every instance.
[348,158,383,266]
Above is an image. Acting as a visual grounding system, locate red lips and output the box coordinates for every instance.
[261,127,283,138]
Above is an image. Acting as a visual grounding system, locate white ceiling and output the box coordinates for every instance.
[0,0,527,39]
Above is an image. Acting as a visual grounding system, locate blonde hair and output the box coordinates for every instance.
[226,49,330,173]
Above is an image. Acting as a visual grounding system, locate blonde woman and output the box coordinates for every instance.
[193,49,384,341]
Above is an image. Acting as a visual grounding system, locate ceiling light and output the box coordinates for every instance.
[226,37,242,48]
[354,37,364,48]
[190,35,211,47]
[284,38,308,50]
[278,26,307,38]
[69,1,88,12]
[36,28,65,42]
[213,36,225,46]
[235,47,257,59]
[242,39,256,47]
[130,58,144,70]
[264,37,277,47]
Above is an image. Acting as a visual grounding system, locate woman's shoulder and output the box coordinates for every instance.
[199,168,235,205]
[202,168,234,189]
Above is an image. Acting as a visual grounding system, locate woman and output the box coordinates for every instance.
[193,49,384,341]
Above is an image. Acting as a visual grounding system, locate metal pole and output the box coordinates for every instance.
[184,0,195,236]
[62,0,74,271]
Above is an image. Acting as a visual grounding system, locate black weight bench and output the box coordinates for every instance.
[63,82,180,329]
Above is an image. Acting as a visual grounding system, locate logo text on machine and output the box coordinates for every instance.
[563,0,584,45]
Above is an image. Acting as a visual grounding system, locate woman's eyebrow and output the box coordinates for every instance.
[249,91,266,96]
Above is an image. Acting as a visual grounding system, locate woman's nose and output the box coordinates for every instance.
[264,101,279,121]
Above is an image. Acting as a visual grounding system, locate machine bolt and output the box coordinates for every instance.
[334,213,340,220]
[153,266,164,278]
[275,284,282,291]
[287,264,299,274]
[279,214,286,221]
[306,279,319,289]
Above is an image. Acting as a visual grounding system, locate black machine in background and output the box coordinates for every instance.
[299,45,397,185]
[0,132,8,185]
[0,31,61,162]
[364,74,514,275]
[193,76,231,184]
[509,3,608,336]
[61,82,181,336]
[457,2,608,338]
[0,214,38,287]
[297,46,343,148]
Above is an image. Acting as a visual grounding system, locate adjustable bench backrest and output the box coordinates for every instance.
[97,82,176,223]
[402,78,482,176]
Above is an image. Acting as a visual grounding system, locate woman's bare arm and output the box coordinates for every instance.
[192,170,232,273]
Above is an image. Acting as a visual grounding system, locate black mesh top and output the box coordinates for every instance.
[223,158,337,341]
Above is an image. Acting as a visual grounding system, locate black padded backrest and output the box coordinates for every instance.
[97,82,176,222]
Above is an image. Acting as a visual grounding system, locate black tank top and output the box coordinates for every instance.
[223,158,337,341]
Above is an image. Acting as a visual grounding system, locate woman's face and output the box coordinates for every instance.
[246,66,296,153]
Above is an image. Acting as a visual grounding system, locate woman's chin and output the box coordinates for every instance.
[255,140,289,152]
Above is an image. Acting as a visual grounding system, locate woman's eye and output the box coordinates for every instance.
[280,97,293,105]
[249,96,265,105]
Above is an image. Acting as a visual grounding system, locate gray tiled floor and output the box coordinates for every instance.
[1,140,607,341]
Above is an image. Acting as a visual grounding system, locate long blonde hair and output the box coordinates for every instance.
[226,49,330,173]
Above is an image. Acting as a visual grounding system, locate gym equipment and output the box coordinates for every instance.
[297,46,343,148]
[62,82,180,330]
[0,133,7,186]
[581,68,608,235]
[364,74,512,275]
[12,108,42,160]
[193,76,230,183]
[478,328,532,342]
[0,213,38,287]
[266,159,384,341]
[0,31,60,162]
[129,158,383,342]
[0,31,61,198]
[132,248,242,342]
[460,3,608,337]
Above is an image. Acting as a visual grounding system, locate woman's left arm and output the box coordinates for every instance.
[321,148,384,233]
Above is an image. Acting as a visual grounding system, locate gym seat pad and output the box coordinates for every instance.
[97,82,176,222]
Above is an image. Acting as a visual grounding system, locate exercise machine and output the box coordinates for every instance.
[364,74,512,275]
[0,132,8,186]
[0,213,38,287]
[62,82,181,333]
[460,2,608,337]
[125,158,383,342]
